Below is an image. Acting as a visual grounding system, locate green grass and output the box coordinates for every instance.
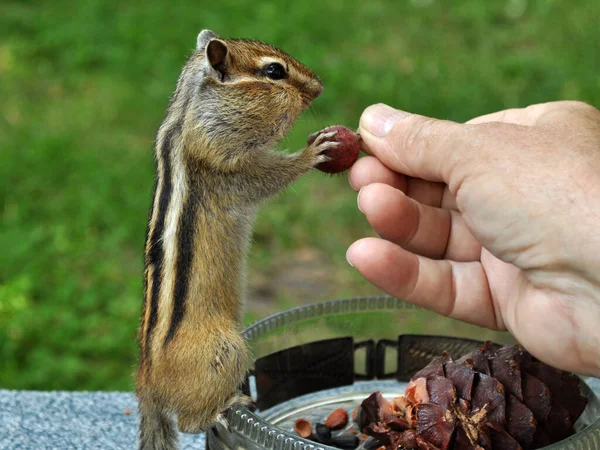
[1,0,599,391]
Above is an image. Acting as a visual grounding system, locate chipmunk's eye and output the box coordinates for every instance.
[264,63,287,80]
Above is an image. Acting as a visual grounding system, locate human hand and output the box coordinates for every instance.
[347,101,600,377]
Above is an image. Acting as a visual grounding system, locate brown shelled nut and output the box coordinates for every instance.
[325,408,349,430]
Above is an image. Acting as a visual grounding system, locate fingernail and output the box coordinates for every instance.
[357,187,364,213]
[361,104,411,137]
[346,248,355,267]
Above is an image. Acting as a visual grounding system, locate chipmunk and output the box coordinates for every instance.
[135,30,339,450]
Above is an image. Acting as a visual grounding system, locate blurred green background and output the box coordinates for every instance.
[1,0,599,391]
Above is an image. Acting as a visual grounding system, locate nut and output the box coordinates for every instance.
[325,407,349,430]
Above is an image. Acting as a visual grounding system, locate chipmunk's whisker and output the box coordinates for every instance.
[309,104,326,130]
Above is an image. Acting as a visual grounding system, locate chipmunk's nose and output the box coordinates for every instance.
[312,80,324,99]
[301,79,324,107]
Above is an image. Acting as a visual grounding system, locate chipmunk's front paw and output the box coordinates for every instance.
[304,130,340,166]
[306,125,361,174]
[307,127,335,146]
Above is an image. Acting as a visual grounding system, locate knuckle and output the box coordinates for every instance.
[397,117,437,159]
[569,101,600,122]
[411,119,437,165]
[534,101,600,125]
[412,118,459,168]
[504,107,533,124]
[387,115,474,180]
[524,103,547,115]
[560,100,596,113]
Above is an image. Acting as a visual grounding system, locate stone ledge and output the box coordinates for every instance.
[0,390,206,449]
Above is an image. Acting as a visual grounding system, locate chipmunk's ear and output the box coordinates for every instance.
[206,39,228,69]
[204,39,229,80]
[196,29,218,51]
[197,30,229,80]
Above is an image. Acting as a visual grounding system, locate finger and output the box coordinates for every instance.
[349,155,407,192]
[349,156,458,209]
[358,183,481,261]
[466,101,599,126]
[405,177,457,210]
[346,238,503,329]
[531,101,600,129]
[359,134,374,156]
[357,103,484,187]
[466,108,538,125]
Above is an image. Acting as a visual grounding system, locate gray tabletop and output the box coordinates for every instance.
[0,390,206,450]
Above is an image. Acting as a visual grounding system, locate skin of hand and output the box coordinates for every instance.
[347,101,600,377]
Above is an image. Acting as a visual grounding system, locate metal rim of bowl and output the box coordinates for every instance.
[206,296,600,450]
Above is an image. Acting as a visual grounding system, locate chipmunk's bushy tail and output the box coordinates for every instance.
[138,398,178,450]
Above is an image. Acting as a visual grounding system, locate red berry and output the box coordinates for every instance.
[310,125,361,174]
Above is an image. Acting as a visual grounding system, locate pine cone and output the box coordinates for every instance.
[357,342,588,450]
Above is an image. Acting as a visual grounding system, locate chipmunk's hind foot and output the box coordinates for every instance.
[178,392,253,434]
[215,392,254,431]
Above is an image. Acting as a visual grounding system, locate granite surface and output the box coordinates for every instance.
[0,390,206,450]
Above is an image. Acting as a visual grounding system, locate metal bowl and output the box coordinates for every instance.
[206,296,600,450]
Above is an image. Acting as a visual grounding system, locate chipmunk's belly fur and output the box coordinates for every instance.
[141,322,248,430]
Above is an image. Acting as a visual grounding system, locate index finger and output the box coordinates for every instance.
[466,101,599,126]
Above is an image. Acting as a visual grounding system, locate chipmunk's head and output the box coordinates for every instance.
[174,30,323,169]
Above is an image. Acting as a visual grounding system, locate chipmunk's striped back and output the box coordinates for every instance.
[137,54,193,357]
[137,99,186,449]
[138,105,254,371]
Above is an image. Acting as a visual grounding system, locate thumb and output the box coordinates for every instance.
[358,103,479,186]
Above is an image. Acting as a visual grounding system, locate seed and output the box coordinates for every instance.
[325,408,349,430]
